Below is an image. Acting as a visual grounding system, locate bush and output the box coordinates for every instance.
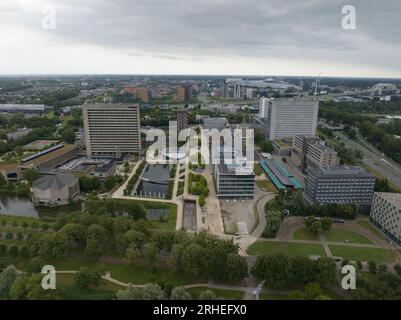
[0,244,7,256]
[7,245,19,257]
[5,232,13,240]
[16,232,24,241]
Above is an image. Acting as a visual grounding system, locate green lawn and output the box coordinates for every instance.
[329,245,396,264]
[187,287,244,300]
[47,256,204,287]
[292,227,320,241]
[325,228,373,245]
[247,241,325,257]
[260,293,287,300]
[253,163,264,176]
[256,180,277,193]
[357,219,385,240]
[150,204,177,231]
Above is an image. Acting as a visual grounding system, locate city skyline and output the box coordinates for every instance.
[0,0,401,77]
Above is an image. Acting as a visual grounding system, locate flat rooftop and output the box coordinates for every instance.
[20,144,77,168]
[203,117,228,131]
[316,165,373,176]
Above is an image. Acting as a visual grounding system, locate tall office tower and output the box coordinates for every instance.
[304,165,375,207]
[177,110,188,134]
[83,104,141,159]
[177,84,193,102]
[259,97,269,119]
[233,83,241,99]
[265,98,319,140]
[246,88,254,99]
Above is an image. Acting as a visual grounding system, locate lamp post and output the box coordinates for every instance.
[253,280,265,300]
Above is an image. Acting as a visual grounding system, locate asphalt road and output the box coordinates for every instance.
[336,132,401,189]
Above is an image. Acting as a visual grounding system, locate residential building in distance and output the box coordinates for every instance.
[0,104,46,114]
[122,86,151,102]
[304,165,375,208]
[32,173,80,206]
[83,104,141,159]
[233,83,241,99]
[264,98,319,140]
[6,128,33,141]
[176,110,188,134]
[370,192,401,246]
[246,88,254,99]
[177,84,192,102]
[291,135,338,172]
[259,97,269,119]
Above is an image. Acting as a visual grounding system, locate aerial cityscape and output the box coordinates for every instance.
[1,0,401,308]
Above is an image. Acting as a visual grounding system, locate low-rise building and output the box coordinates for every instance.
[370,192,401,246]
[6,128,33,141]
[32,173,80,206]
[304,165,375,208]
[0,163,22,182]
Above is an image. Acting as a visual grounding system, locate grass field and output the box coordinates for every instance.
[260,293,287,300]
[46,256,204,287]
[149,204,177,231]
[187,287,244,300]
[253,163,264,176]
[357,219,385,240]
[325,228,373,244]
[292,227,320,241]
[247,241,325,257]
[256,180,277,193]
[329,245,396,264]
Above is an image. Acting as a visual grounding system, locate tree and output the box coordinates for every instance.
[116,283,166,300]
[0,265,18,299]
[310,220,322,236]
[263,210,282,238]
[223,253,248,283]
[127,202,147,220]
[126,246,142,266]
[104,176,117,192]
[181,243,208,278]
[321,217,332,232]
[75,267,101,289]
[368,261,377,274]
[60,127,75,144]
[85,239,103,258]
[199,290,217,300]
[260,140,274,153]
[146,242,159,268]
[23,169,39,184]
[170,287,192,300]
[26,257,46,274]
[86,224,108,244]
[7,245,19,257]
[9,274,60,300]
[251,254,291,288]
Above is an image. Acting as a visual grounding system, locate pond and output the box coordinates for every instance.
[0,194,82,219]
[134,164,170,198]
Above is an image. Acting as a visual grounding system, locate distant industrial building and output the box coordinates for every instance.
[6,128,33,141]
[304,165,375,207]
[83,104,141,159]
[0,104,46,114]
[176,110,188,134]
[202,117,229,131]
[370,192,401,246]
[370,83,399,96]
[264,99,319,140]
[177,84,193,102]
[32,173,80,206]
[291,135,338,172]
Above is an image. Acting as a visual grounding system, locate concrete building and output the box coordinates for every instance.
[83,104,141,159]
[233,84,241,99]
[291,135,338,172]
[264,98,319,140]
[177,85,192,102]
[203,117,229,131]
[214,161,255,199]
[304,165,375,207]
[0,163,21,182]
[176,110,188,134]
[19,144,78,171]
[259,97,269,119]
[32,173,80,206]
[246,88,254,99]
[370,192,401,246]
[0,104,46,114]
[6,128,33,141]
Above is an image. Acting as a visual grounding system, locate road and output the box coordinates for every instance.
[336,132,401,189]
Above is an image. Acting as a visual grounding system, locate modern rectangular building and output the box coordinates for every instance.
[306,142,338,169]
[176,110,188,134]
[370,192,401,245]
[214,162,255,199]
[259,97,269,119]
[265,99,319,140]
[177,85,192,102]
[304,165,375,207]
[83,104,141,159]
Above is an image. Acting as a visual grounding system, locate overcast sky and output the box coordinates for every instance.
[0,0,400,77]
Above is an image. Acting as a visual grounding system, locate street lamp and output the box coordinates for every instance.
[253,280,265,300]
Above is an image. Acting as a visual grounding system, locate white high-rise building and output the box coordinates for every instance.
[246,88,254,99]
[233,84,241,99]
[83,104,141,159]
[265,98,319,140]
[259,97,269,119]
